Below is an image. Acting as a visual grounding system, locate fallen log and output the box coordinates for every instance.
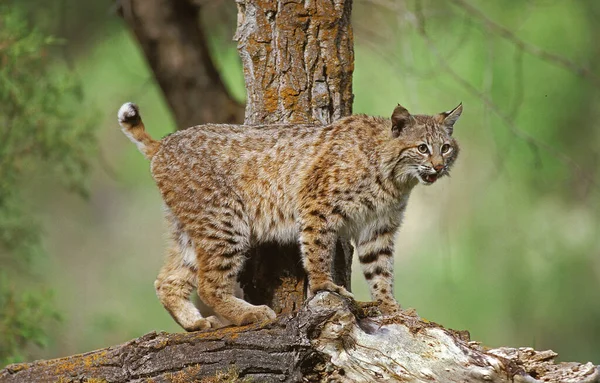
[1,292,598,382]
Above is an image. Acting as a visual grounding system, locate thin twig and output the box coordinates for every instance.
[356,1,473,80]
[447,0,600,88]
[97,147,121,182]
[509,48,525,118]
[411,2,594,188]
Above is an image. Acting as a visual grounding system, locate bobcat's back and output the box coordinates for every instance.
[150,118,389,244]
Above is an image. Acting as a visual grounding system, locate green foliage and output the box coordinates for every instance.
[0,276,61,366]
[0,5,95,366]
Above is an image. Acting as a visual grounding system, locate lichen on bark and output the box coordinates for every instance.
[235,0,354,125]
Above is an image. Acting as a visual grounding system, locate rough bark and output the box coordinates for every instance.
[234,0,355,315]
[234,0,354,125]
[2,293,598,383]
[118,0,244,127]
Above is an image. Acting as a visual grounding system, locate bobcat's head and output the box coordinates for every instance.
[390,103,462,185]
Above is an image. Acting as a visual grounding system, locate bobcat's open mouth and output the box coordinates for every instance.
[420,173,439,184]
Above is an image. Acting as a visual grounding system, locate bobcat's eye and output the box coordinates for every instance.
[441,144,451,154]
[417,144,429,154]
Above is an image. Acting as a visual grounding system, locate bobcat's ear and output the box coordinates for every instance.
[437,103,463,135]
[391,104,414,138]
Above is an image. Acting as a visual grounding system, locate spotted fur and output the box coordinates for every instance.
[118,102,462,331]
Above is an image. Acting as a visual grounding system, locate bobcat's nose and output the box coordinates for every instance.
[433,164,444,173]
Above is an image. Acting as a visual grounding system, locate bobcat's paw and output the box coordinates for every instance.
[183,316,223,332]
[238,305,277,325]
[310,280,354,300]
[205,315,225,328]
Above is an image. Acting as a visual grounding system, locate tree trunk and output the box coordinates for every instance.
[119,0,244,127]
[234,0,355,316]
[234,0,354,125]
[2,293,598,382]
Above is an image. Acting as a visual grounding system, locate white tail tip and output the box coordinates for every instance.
[118,102,140,124]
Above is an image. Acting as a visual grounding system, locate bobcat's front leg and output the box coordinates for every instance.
[357,222,400,316]
[298,206,353,299]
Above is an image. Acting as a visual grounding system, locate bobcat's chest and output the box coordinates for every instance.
[342,193,410,240]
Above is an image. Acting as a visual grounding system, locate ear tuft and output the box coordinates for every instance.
[391,104,413,138]
[438,103,463,135]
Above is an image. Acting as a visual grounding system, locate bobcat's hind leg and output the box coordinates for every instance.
[193,219,276,326]
[155,242,223,331]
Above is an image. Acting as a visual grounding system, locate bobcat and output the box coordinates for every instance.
[118,102,462,331]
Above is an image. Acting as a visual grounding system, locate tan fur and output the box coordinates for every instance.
[117,102,463,331]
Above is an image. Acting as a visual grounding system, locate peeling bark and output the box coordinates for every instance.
[118,0,244,127]
[2,293,597,382]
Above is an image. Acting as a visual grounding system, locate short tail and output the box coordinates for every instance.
[118,102,160,159]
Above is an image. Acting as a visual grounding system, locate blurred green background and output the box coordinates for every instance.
[1,0,598,368]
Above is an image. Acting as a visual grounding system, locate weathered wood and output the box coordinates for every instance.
[118,0,244,127]
[234,0,355,316]
[2,293,598,382]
